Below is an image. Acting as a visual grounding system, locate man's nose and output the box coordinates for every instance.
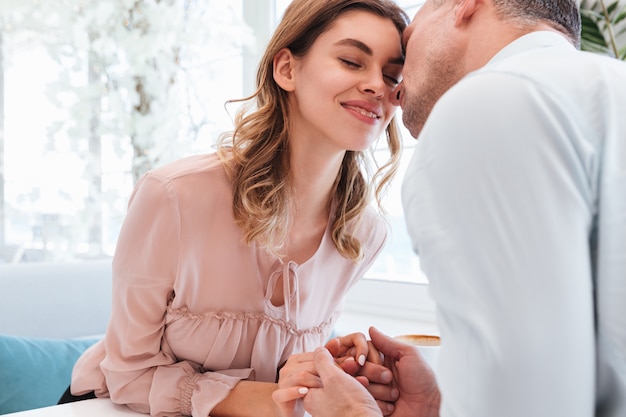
[390,83,403,106]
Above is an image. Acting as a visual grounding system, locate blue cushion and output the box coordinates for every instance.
[0,333,100,414]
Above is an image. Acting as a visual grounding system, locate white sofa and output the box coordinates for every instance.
[0,259,113,339]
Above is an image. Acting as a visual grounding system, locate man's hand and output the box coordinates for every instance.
[367,327,441,417]
[303,347,384,417]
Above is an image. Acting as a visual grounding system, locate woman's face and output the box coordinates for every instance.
[282,10,404,157]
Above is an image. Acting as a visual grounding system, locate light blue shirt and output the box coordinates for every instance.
[402,31,626,417]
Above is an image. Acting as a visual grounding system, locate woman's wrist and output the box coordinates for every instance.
[212,381,278,417]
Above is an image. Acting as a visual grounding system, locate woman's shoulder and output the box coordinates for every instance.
[148,153,226,182]
[128,153,231,206]
[356,205,389,249]
[360,204,387,228]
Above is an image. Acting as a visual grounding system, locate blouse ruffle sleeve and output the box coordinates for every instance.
[73,172,252,417]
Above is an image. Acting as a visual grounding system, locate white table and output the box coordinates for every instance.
[5,399,314,416]
[4,399,141,416]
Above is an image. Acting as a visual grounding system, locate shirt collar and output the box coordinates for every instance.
[487,31,576,66]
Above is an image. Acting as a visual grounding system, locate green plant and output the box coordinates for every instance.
[580,0,626,59]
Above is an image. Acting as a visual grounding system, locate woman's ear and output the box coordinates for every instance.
[273,48,297,92]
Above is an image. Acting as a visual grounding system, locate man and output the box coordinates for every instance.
[301,0,626,416]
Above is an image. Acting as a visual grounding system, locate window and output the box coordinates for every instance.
[0,1,435,334]
[0,1,250,262]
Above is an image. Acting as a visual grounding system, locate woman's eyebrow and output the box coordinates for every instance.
[334,38,373,55]
[333,38,404,65]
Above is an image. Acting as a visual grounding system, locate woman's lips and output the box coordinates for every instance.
[341,100,382,124]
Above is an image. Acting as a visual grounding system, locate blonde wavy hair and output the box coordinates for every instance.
[217,0,408,261]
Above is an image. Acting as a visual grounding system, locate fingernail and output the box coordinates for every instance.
[391,388,399,400]
[381,370,392,383]
[386,402,395,412]
[298,387,309,395]
[358,355,366,366]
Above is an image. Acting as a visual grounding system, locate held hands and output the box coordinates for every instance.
[272,331,387,417]
[325,332,398,415]
[302,347,383,417]
[272,327,441,417]
[324,332,382,375]
[316,327,441,417]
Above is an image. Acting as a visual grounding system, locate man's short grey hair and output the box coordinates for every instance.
[429,0,581,47]
[493,0,581,47]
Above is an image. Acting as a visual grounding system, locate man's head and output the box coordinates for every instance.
[394,0,581,138]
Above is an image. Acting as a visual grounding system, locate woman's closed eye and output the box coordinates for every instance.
[340,58,401,87]
[339,58,361,68]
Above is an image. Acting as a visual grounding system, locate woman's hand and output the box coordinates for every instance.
[325,333,397,415]
[325,332,372,372]
[272,352,322,417]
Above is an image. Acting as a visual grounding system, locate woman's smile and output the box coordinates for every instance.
[341,100,383,125]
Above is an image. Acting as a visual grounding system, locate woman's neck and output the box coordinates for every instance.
[284,147,344,263]
[290,147,343,222]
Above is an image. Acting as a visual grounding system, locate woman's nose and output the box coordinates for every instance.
[360,70,387,99]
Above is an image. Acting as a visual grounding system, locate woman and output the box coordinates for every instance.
[65,0,408,416]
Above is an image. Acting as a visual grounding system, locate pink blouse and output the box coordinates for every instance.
[71,153,387,417]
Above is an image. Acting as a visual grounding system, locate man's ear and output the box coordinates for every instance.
[273,48,297,92]
[454,0,482,27]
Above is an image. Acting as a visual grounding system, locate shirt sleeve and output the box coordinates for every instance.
[100,173,252,417]
[402,72,596,417]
